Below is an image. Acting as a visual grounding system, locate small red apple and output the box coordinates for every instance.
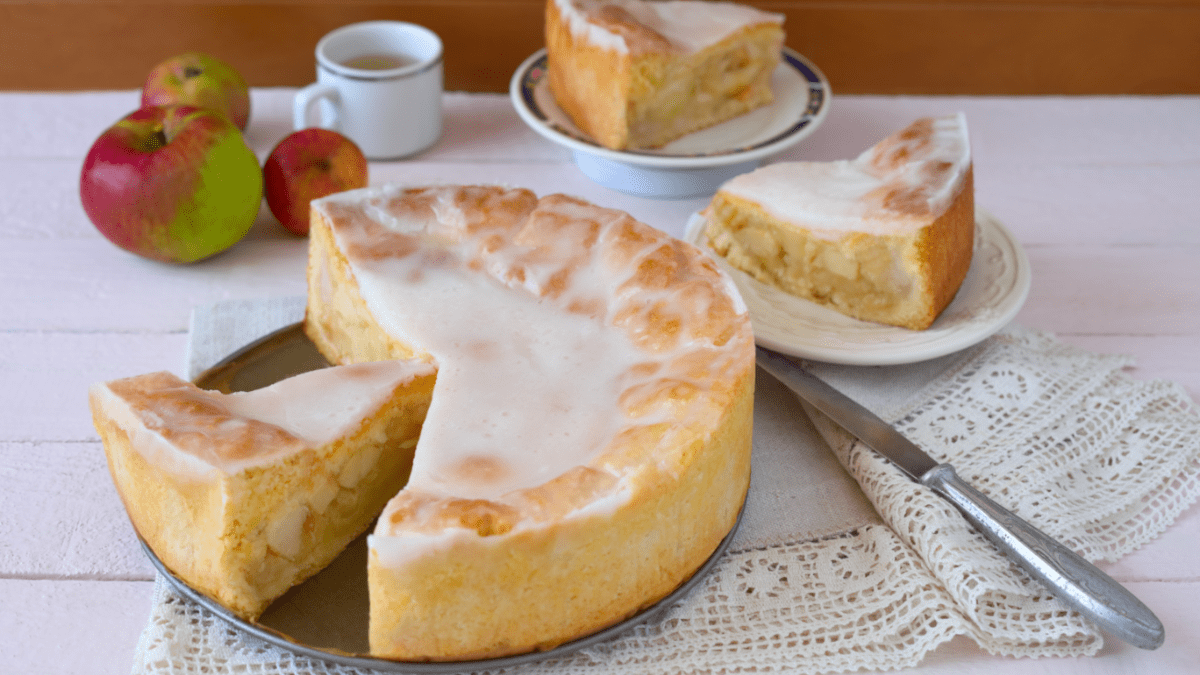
[80,105,263,263]
[142,53,251,131]
[263,129,369,236]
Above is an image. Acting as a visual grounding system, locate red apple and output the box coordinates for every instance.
[142,53,251,131]
[263,129,368,236]
[80,105,264,263]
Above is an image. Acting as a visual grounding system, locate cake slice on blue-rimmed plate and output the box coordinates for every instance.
[546,0,785,150]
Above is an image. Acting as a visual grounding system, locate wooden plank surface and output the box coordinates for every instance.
[1,1,1199,94]
[0,579,153,675]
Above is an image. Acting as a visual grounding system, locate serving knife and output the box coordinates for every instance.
[756,345,1166,650]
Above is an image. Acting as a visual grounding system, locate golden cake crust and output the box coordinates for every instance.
[705,115,975,330]
[305,184,755,660]
[546,0,632,151]
[91,365,435,620]
[546,0,784,150]
[366,364,753,659]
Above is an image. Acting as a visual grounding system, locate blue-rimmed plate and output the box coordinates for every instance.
[510,47,830,199]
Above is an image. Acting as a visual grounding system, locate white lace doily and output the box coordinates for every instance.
[130,298,1200,674]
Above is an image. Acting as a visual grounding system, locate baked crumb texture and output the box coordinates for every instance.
[706,115,975,330]
[304,184,755,660]
[90,368,434,620]
[546,0,784,150]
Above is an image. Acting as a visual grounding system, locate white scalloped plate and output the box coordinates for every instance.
[685,207,1032,365]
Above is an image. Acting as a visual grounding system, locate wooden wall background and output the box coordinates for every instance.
[1,0,1198,94]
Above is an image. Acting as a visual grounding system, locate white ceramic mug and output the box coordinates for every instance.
[294,21,443,159]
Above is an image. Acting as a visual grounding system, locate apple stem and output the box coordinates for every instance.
[183,66,204,80]
[143,126,168,152]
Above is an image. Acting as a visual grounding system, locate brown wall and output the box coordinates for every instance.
[2,0,1199,94]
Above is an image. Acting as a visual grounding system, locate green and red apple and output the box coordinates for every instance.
[80,105,263,263]
[263,128,368,236]
[142,52,251,130]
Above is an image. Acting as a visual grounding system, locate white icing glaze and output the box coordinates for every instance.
[370,528,484,569]
[555,0,782,54]
[555,0,628,52]
[369,470,638,568]
[223,361,431,448]
[326,188,656,499]
[314,185,754,566]
[93,361,434,478]
[719,113,971,239]
[91,382,220,480]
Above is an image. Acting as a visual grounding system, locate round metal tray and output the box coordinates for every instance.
[145,321,744,671]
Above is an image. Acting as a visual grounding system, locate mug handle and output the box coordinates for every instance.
[293,83,340,131]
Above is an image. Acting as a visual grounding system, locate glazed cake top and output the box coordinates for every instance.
[554,0,783,54]
[716,113,972,238]
[90,361,435,477]
[311,184,754,560]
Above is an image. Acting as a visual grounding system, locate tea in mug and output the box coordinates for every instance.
[341,53,415,70]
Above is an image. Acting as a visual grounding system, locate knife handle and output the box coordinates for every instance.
[921,463,1165,650]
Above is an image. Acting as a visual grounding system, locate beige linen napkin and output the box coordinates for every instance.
[131,296,1200,674]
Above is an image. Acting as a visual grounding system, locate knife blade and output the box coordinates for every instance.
[756,344,1165,650]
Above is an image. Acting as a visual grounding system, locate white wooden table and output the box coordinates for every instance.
[1,90,1197,674]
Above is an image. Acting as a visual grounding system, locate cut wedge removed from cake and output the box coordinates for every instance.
[90,361,436,620]
[704,113,975,330]
[305,184,755,660]
[546,0,785,150]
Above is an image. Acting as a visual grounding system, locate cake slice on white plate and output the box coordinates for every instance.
[705,113,975,330]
